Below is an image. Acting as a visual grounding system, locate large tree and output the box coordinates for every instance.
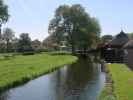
[0,0,9,52]
[17,33,33,52]
[48,4,101,53]
[3,28,14,52]
[0,0,9,37]
[0,0,9,23]
[101,35,113,43]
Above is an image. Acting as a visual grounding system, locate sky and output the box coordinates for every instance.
[3,0,133,41]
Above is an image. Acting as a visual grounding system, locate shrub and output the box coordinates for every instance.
[22,52,35,55]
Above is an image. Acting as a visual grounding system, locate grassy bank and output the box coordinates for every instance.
[99,64,133,100]
[0,53,77,92]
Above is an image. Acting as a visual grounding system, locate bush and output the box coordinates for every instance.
[50,51,71,55]
[34,49,47,53]
[22,52,35,55]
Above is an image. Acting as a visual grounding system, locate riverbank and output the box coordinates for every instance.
[99,64,133,100]
[0,57,105,100]
[0,53,77,92]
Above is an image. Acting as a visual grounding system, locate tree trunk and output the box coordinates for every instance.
[83,47,86,54]
[70,32,75,54]
[6,39,9,52]
[71,43,75,54]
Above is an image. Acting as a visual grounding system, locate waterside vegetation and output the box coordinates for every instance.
[99,64,133,100]
[0,53,77,92]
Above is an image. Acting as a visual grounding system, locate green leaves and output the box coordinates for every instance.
[0,0,9,23]
[49,4,101,52]
[17,33,33,52]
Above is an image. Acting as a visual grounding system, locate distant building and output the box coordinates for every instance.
[31,40,42,51]
[109,30,129,48]
[59,41,67,51]
[123,39,133,70]
[42,34,59,50]
[101,30,129,63]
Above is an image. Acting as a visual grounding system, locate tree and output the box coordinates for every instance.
[0,0,9,23]
[128,33,133,39]
[3,28,14,52]
[48,4,101,53]
[0,0,9,52]
[0,0,9,38]
[17,33,33,52]
[12,37,19,52]
[101,35,113,43]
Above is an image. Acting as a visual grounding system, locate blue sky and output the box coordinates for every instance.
[3,0,133,41]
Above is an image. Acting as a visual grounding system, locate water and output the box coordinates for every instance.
[0,59,105,100]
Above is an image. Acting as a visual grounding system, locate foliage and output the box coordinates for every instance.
[49,51,71,55]
[127,32,133,39]
[98,64,116,100]
[99,88,116,100]
[0,31,45,53]
[48,4,101,53]
[0,0,9,23]
[0,53,77,92]
[107,64,133,100]
[22,52,35,55]
[2,28,15,52]
[0,42,6,53]
[17,33,33,52]
[101,35,113,43]
[2,28,14,40]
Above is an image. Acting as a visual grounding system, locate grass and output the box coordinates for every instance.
[0,53,77,92]
[99,64,133,100]
[98,79,116,100]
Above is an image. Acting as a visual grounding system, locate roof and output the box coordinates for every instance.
[109,30,129,47]
[123,39,133,49]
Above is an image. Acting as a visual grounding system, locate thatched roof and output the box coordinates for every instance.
[123,39,133,49]
[109,30,129,47]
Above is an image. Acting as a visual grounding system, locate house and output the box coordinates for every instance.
[123,39,133,70]
[101,30,129,63]
[109,30,129,48]
[42,34,59,51]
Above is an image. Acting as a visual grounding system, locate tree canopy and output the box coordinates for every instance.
[3,28,14,41]
[101,35,113,43]
[0,0,9,23]
[17,33,33,52]
[3,28,14,52]
[48,4,101,53]
[128,32,133,39]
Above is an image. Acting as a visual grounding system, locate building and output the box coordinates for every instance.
[123,39,133,69]
[42,34,59,50]
[101,30,129,63]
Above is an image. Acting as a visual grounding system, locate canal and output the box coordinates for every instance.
[0,59,105,100]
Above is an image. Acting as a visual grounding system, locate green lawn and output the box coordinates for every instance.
[107,64,133,100]
[0,53,77,91]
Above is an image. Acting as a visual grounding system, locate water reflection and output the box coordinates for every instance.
[0,59,105,100]
[0,92,10,100]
